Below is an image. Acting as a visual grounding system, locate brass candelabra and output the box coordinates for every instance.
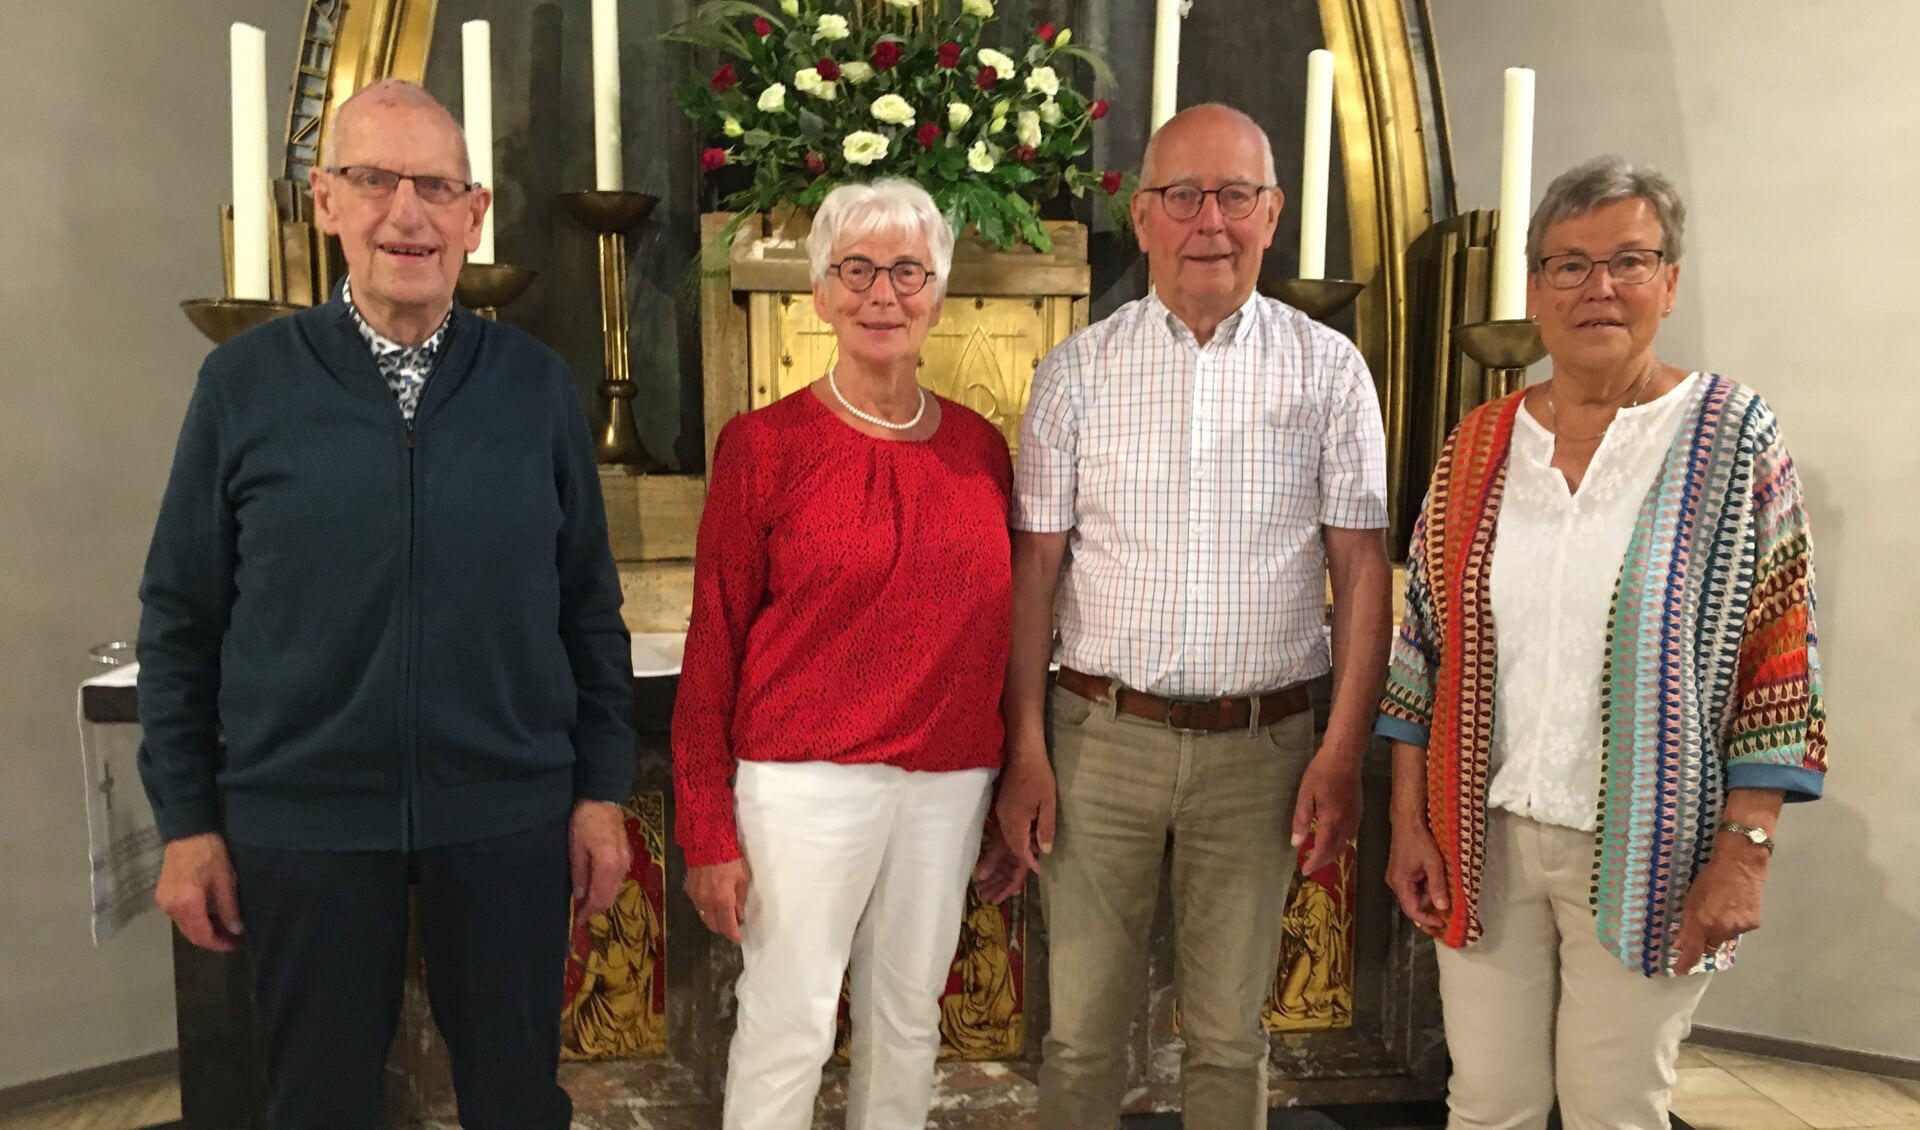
[560,190,664,469]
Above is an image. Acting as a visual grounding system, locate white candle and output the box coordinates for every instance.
[1297,49,1335,280]
[229,23,271,301]
[1491,66,1535,321]
[592,0,622,191]
[1150,0,1182,132]
[462,20,495,263]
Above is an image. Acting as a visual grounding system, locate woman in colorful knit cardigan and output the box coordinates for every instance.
[1377,157,1826,1129]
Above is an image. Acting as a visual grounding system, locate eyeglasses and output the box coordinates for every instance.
[1138,182,1276,221]
[829,256,934,297]
[323,165,479,206]
[1536,248,1667,290]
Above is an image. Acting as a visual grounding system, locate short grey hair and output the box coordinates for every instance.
[1527,155,1687,268]
[1141,102,1277,186]
[321,79,472,179]
[808,179,956,300]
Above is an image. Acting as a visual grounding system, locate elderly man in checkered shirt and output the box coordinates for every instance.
[994,103,1394,1130]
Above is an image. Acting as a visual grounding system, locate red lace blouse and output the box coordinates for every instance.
[670,389,1013,866]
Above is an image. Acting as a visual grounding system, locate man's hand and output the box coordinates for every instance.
[155,832,244,952]
[1292,747,1363,876]
[1673,835,1770,972]
[994,750,1057,876]
[686,859,751,944]
[1385,816,1450,935]
[569,800,632,924]
[973,835,1033,904]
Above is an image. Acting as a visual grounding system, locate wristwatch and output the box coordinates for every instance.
[1718,821,1775,855]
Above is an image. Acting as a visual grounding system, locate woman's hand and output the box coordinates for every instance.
[1673,836,1769,972]
[972,836,1032,904]
[1386,816,1450,935]
[686,859,751,944]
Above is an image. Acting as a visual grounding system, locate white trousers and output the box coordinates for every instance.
[723,760,996,1130]
[1436,809,1714,1130]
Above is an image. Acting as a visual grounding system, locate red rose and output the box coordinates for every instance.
[753,16,772,36]
[872,41,902,70]
[701,147,728,172]
[805,151,827,176]
[937,41,962,68]
[1089,98,1109,120]
[917,122,942,147]
[1101,170,1123,195]
[815,57,842,81]
[976,65,998,89]
[1037,21,1057,42]
[710,63,737,92]
[1013,144,1037,164]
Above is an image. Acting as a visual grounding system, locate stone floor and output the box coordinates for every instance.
[6,1045,1920,1129]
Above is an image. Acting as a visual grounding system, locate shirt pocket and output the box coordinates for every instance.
[1240,423,1320,522]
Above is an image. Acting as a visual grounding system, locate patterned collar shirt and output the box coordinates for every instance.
[342,277,451,422]
[1012,291,1389,698]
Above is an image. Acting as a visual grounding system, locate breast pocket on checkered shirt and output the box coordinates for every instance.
[1240,423,1321,523]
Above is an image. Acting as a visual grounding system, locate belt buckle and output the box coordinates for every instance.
[1162,695,1218,735]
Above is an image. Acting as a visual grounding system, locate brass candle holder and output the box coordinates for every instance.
[560,190,664,469]
[180,297,298,344]
[1453,318,1547,398]
[456,262,538,321]
[1268,277,1365,322]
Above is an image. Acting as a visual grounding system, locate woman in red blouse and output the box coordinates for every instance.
[672,179,1022,1130]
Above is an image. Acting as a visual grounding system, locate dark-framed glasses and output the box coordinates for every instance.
[323,165,479,206]
[1138,182,1275,221]
[1536,248,1666,289]
[830,256,934,297]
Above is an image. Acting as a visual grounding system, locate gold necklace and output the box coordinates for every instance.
[1546,360,1659,442]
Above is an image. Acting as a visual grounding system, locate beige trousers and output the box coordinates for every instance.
[1436,809,1713,1130]
[1038,683,1316,1130]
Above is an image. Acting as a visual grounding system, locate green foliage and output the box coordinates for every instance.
[665,0,1130,251]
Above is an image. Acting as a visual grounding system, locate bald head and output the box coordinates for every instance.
[1141,103,1276,188]
[323,79,471,179]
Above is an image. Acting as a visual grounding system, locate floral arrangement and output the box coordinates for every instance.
[666,0,1130,252]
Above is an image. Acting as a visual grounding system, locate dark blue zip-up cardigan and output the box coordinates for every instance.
[136,291,636,851]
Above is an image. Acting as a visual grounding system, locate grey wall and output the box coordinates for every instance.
[0,0,304,1089]
[1429,0,1920,1061]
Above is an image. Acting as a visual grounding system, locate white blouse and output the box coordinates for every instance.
[1487,373,1701,830]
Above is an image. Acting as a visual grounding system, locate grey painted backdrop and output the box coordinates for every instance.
[422,0,1349,473]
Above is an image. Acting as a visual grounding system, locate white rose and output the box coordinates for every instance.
[947,101,974,130]
[794,68,838,101]
[843,130,890,166]
[967,140,996,173]
[1024,65,1060,98]
[813,13,850,41]
[839,60,875,84]
[781,0,798,13]
[962,0,994,16]
[976,48,1017,75]
[1017,109,1042,148]
[723,116,744,137]
[758,84,787,112]
[1054,27,1072,47]
[1039,99,1063,126]
[870,93,916,126]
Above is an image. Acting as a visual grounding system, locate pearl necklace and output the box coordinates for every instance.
[1547,360,1658,442]
[828,367,926,431]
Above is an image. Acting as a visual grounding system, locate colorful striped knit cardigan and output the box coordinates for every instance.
[1376,376,1827,977]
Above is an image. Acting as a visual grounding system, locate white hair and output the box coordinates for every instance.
[807,179,956,301]
[1528,155,1687,266]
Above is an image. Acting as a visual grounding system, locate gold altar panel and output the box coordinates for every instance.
[750,292,1083,457]
[561,791,668,1060]
[1265,836,1357,1034]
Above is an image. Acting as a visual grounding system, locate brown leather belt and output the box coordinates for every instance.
[1055,667,1310,733]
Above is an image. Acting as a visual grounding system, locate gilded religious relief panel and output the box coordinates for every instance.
[561,791,668,1059]
[834,863,1028,1061]
[755,292,1075,458]
[1265,835,1356,1033]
